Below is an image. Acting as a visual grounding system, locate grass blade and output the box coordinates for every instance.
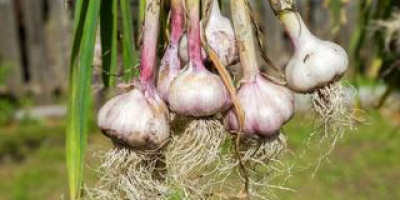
[120,0,139,81]
[100,0,119,86]
[66,0,102,199]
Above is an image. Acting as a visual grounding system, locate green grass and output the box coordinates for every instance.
[279,110,400,200]
[0,110,399,200]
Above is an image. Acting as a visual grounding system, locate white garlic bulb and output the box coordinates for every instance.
[226,75,294,136]
[282,12,349,93]
[97,88,170,149]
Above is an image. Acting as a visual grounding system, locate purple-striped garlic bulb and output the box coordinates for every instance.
[97,0,169,149]
[226,0,294,137]
[168,0,231,117]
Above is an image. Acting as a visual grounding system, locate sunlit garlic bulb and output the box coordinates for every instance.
[97,87,170,149]
[203,0,238,66]
[226,75,294,136]
[282,11,349,93]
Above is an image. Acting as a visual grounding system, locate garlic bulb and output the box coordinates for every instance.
[226,75,294,136]
[168,62,231,117]
[203,0,238,66]
[98,87,170,149]
[169,0,231,117]
[227,0,294,136]
[282,11,349,93]
[98,0,169,149]
[157,0,185,102]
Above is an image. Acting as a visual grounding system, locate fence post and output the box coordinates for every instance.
[0,0,24,96]
[20,0,51,103]
[46,0,71,97]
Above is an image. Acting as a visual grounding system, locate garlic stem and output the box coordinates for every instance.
[170,0,185,44]
[188,0,205,70]
[231,0,259,82]
[280,11,312,49]
[268,0,296,15]
[140,0,161,91]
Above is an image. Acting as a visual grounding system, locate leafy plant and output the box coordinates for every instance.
[66,0,139,199]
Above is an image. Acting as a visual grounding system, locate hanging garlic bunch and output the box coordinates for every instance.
[90,1,170,199]
[165,0,231,197]
[157,0,185,102]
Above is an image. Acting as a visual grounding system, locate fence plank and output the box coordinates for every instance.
[0,0,23,95]
[20,0,51,103]
[45,0,70,97]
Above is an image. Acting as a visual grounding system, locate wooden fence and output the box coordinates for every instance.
[0,0,70,104]
[0,0,358,105]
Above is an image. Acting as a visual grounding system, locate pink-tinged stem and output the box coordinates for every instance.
[188,0,205,70]
[231,0,259,82]
[170,0,185,45]
[140,0,161,90]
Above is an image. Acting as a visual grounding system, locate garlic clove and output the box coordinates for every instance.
[97,89,170,149]
[282,12,349,93]
[226,75,294,136]
[168,62,231,117]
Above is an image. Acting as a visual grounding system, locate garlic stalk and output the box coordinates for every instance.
[97,0,169,150]
[270,0,349,93]
[227,0,294,137]
[168,0,231,117]
[178,33,207,64]
[157,0,185,102]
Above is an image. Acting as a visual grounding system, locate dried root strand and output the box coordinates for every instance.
[165,118,227,199]
[310,82,364,173]
[84,148,168,200]
[211,133,293,200]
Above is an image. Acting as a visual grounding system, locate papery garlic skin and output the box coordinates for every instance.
[98,88,170,149]
[203,0,238,66]
[282,12,349,93]
[168,62,231,117]
[226,75,294,136]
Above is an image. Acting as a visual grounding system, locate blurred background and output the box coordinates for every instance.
[0,0,399,200]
